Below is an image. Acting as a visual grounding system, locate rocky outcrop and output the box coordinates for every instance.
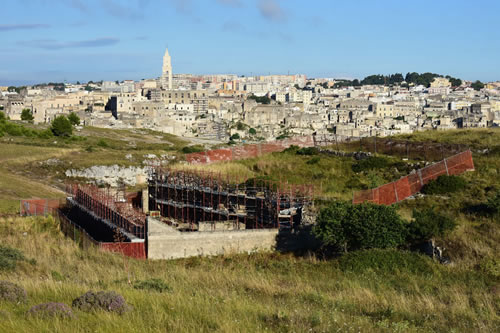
[65,165,149,187]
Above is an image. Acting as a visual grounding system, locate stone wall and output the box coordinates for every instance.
[147,217,278,259]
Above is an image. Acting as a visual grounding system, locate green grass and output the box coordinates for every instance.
[0,216,498,332]
[0,126,499,331]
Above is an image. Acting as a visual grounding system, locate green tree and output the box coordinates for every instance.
[67,112,80,126]
[230,133,240,140]
[407,208,456,243]
[313,201,407,252]
[249,128,257,135]
[471,80,484,91]
[20,109,34,121]
[50,116,73,137]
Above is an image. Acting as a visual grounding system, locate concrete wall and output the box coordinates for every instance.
[147,217,278,259]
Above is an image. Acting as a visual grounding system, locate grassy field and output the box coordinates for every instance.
[0,124,499,331]
[0,124,196,213]
[0,216,498,332]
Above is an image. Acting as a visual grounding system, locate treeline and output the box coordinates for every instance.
[334,72,463,88]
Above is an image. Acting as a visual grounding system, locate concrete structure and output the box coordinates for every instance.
[146,217,278,259]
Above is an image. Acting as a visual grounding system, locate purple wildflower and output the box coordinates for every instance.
[0,281,27,303]
[27,302,74,318]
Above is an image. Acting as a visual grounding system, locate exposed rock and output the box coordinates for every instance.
[65,165,150,187]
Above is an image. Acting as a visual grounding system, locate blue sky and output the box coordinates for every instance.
[1,0,499,85]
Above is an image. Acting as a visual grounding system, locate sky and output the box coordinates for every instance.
[1,0,499,85]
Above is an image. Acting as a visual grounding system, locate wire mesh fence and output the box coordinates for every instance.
[352,150,475,205]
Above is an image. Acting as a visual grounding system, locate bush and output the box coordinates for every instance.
[37,128,54,139]
[230,133,240,140]
[21,109,34,121]
[181,145,204,154]
[479,256,500,278]
[421,175,467,195]
[313,201,407,252]
[236,122,246,131]
[306,156,320,165]
[486,190,500,217]
[296,147,318,156]
[96,139,109,148]
[407,208,456,243]
[51,116,73,137]
[133,278,172,293]
[249,128,257,135]
[0,281,27,303]
[338,249,436,275]
[27,303,74,318]
[67,112,80,126]
[352,156,389,172]
[72,291,131,314]
[0,245,26,271]
[0,111,5,121]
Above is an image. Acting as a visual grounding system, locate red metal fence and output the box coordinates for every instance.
[100,242,146,259]
[20,199,63,216]
[353,150,475,205]
[185,136,315,164]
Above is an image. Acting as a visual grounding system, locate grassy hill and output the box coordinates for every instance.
[0,123,499,332]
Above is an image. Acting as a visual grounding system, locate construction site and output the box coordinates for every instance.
[57,169,314,259]
[148,169,314,231]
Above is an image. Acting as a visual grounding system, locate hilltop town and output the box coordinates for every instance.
[2,48,499,143]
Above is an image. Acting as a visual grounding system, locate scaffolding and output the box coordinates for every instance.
[66,184,146,238]
[148,168,314,231]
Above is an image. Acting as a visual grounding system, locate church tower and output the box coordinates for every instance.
[161,48,172,90]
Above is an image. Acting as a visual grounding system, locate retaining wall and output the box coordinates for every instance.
[353,150,475,205]
[147,217,278,259]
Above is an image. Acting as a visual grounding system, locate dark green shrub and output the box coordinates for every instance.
[0,245,26,271]
[21,109,34,121]
[51,116,73,137]
[0,111,5,121]
[276,133,290,140]
[313,201,407,252]
[421,175,466,195]
[236,122,246,131]
[306,156,320,165]
[407,208,456,243]
[486,190,500,217]
[230,133,240,140]
[338,249,435,275]
[72,291,131,314]
[67,112,80,126]
[283,145,299,153]
[181,145,204,154]
[296,147,318,156]
[0,281,27,303]
[37,128,54,139]
[96,139,109,148]
[352,156,389,172]
[249,128,257,135]
[133,278,172,293]
[3,122,23,136]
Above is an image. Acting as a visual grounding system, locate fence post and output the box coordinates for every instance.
[393,182,399,202]
[444,158,449,175]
